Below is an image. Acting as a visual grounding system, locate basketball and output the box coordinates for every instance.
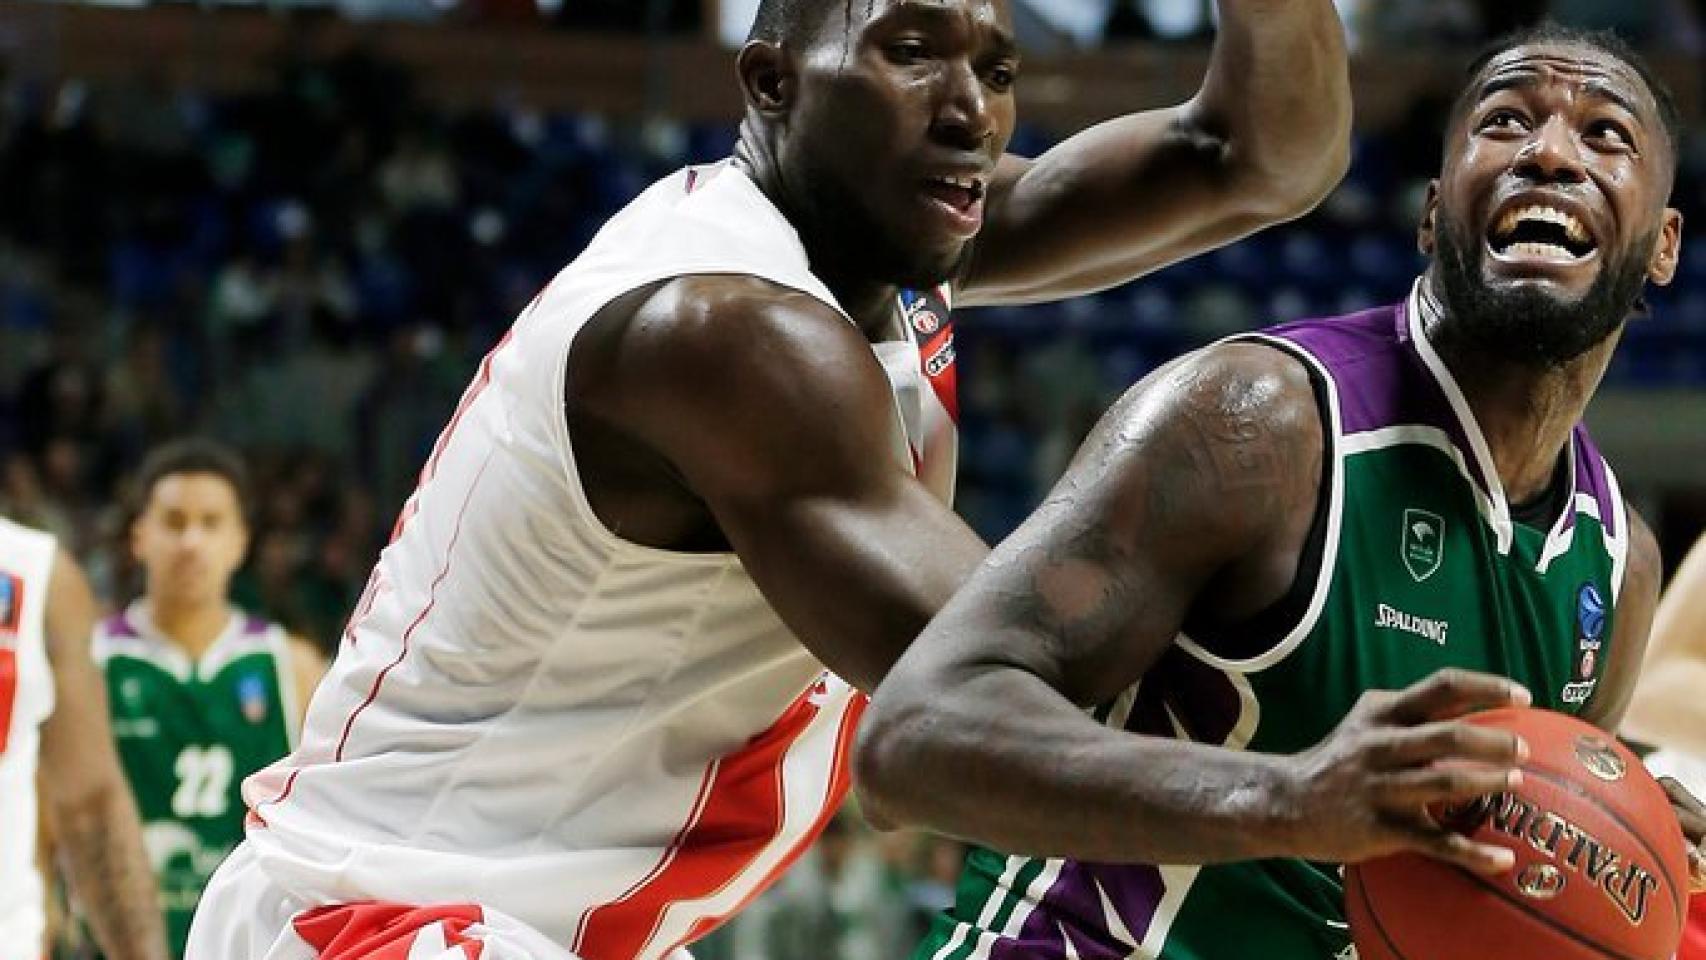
[1346,707,1689,960]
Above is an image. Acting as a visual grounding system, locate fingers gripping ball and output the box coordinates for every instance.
[1346,707,1689,960]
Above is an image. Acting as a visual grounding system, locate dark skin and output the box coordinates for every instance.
[855,43,1694,879]
[568,0,1350,694]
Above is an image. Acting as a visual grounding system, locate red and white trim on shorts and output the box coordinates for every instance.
[293,903,488,960]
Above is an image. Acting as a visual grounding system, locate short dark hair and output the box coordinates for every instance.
[1449,22,1683,160]
[131,438,253,526]
[747,0,865,45]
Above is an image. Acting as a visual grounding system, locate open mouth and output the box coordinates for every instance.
[1487,204,1598,261]
[922,174,987,215]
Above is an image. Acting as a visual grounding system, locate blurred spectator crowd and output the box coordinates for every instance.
[4,10,1706,958]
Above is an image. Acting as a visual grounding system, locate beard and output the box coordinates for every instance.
[784,151,972,293]
[1430,209,1654,367]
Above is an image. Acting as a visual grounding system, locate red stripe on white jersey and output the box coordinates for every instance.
[661,691,869,957]
[572,678,852,960]
[396,329,515,542]
[335,451,494,763]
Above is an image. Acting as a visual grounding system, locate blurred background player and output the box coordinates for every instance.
[1624,532,1706,960]
[0,515,167,960]
[91,439,325,958]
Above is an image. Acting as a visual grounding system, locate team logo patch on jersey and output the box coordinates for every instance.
[1401,509,1445,582]
[1576,582,1606,641]
[237,673,269,724]
[0,571,22,637]
[1574,581,1605,682]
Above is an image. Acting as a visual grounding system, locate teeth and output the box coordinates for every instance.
[934,176,980,192]
[1508,241,1575,259]
[1495,204,1591,246]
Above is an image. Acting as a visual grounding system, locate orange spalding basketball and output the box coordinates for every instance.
[1346,707,1689,960]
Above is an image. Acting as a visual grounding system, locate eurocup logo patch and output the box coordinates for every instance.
[0,571,22,638]
[1577,582,1606,641]
[1401,509,1445,582]
[237,673,269,725]
[1576,582,1605,680]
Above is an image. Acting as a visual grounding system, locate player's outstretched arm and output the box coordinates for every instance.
[856,343,1529,874]
[959,0,1352,306]
[569,276,987,694]
[1622,532,1706,756]
[37,549,168,960]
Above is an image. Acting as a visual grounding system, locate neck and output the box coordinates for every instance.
[1417,277,1617,505]
[146,596,232,660]
[733,124,900,338]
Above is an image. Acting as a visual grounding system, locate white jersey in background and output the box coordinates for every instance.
[0,518,58,960]
[190,161,960,960]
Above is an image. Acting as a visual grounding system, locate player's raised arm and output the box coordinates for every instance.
[568,276,987,694]
[959,0,1351,307]
[37,549,168,960]
[855,342,1529,873]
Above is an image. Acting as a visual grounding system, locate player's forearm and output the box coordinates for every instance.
[1190,0,1351,218]
[52,785,169,960]
[856,661,1304,864]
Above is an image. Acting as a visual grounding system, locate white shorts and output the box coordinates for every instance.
[187,843,691,960]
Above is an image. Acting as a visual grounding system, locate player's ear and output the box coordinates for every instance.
[1417,181,1441,256]
[1647,207,1684,286]
[737,40,794,117]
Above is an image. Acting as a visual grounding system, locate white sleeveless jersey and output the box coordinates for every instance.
[0,518,57,960]
[239,162,959,958]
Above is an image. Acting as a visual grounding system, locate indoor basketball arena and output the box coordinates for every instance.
[0,1,1704,959]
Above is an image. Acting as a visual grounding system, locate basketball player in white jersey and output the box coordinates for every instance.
[0,516,166,960]
[187,1,1352,957]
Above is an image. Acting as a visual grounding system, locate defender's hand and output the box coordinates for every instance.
[1280,668,1531,876]
[1658,775,1706,893]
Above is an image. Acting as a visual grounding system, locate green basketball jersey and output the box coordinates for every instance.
[93,602,301,957]
[916,289,1631,960]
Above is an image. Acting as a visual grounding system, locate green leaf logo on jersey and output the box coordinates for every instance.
[1401,509,1445,582]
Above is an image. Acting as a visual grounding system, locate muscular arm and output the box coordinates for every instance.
[1621,531,1706,754]
[1582,508,1661,732]
[37,550,167,960]
[958,0,1351,306]
[570,277,987,694]
[856,344,1528,870]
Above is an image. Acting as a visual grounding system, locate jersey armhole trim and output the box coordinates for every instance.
[1174,333,1346,675]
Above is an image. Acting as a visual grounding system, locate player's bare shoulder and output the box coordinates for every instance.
[571,274,873,414]
[1066,339,1324,540]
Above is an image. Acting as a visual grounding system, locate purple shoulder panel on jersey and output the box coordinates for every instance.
[1259,303,1493,490]
[103,611,140,639]
[1570,427,1621,538]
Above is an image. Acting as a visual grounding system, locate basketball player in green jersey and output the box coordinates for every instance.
[859,23,1706,960]
[93,440,326,957]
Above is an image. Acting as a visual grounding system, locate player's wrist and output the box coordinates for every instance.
[1223,750,1312,860]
